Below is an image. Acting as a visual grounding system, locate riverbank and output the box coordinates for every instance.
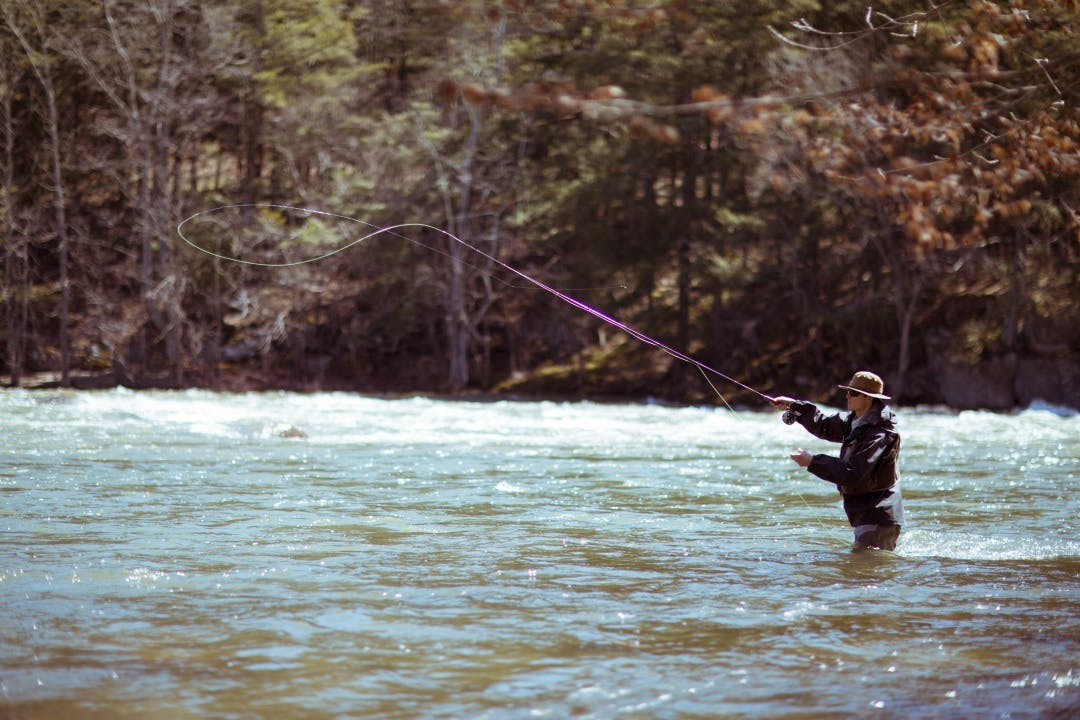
[5,351,1078,413]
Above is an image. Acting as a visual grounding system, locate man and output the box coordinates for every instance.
[770,371,904,551]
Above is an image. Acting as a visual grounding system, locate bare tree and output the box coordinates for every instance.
[425,10,516,393]
[67,0,196,383]
[1,1,71,385]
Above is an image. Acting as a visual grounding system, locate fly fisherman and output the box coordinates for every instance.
[770,371,904,551]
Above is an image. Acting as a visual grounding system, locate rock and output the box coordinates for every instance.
[278,426,308,438]
[1014,356,1080,410]
[930,353,1080,411]
[930,355,1017,410]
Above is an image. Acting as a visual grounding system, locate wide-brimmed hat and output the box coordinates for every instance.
[838,371,891,400]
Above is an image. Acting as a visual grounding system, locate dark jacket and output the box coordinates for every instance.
[790,400,904,528]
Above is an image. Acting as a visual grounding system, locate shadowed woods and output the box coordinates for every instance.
[1,1,1077,408]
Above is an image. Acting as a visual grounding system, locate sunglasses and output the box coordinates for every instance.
[845,390,866,398]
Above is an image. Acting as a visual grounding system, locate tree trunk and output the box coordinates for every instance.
[1,55,26,387]
[677,235,691,353]
[895,280,920,401]
[1002,228,1023,353]
[446,109,479,393]
[242,0,265,207]
[152,2,182,383]
[870,209,922,401]
[49,92,71,387]
[447,241,469,392]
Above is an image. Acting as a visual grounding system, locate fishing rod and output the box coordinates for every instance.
[177,204,777,406]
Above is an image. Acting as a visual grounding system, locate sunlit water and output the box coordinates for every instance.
[2,389,1077,719]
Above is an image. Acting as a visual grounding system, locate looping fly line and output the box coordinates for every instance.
[177,203,773,406]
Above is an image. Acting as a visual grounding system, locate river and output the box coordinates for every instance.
[2,389,1077,719]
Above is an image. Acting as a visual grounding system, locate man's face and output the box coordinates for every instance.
[846,390,873,415]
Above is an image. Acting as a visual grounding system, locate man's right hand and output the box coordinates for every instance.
[790,448,813,467]
[769,396,795,411]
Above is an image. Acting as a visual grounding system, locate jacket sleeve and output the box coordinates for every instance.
[807,426,898,495]
[792,401,849,443]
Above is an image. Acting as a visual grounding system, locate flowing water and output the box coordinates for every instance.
[1,389,1077,719]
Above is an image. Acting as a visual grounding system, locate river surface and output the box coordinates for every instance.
[1,389,1077,719]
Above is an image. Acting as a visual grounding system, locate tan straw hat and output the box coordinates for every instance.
[838,371,891,400]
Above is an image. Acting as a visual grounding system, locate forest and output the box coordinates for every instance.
[1,0,1077,409]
